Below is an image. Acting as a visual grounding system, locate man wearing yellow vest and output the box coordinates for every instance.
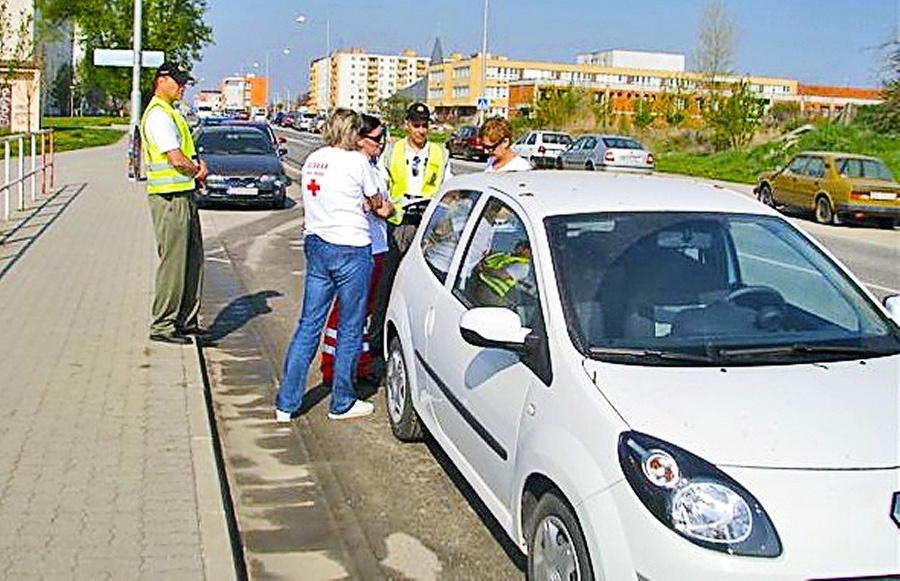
[140,62,208,345]
[370,102,451,378]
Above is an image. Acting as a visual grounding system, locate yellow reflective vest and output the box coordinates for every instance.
[476,252,530,298]
[382,139,448,225]
[140,96,197,194]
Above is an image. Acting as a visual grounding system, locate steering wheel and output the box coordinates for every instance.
[724,285,787,331]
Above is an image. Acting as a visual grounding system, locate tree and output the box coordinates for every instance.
[533,87,586,130]
[694,0,737,89]
[633,96,654,129]
[858,38,899,133]
[705,79,764,150]
[38,0,213,107]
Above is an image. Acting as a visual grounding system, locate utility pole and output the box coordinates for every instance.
[128,0,142,180]
[479,0,489,124]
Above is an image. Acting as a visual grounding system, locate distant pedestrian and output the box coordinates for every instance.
[371,102,452,371]
[139,61,208,344]
[480,116,533,172]
[320,113,391,385]
[276,109,390,422]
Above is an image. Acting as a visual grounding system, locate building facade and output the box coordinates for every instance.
[425,50,881,125]
[307,48,429,114]
[1,0,42,131]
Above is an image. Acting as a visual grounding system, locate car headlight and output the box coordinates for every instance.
[259,175,284,188]
[205,174,225,186]
[618,431,781,557]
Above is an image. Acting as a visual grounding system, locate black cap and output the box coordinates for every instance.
[155,61,194,86]
[406,102,430,123]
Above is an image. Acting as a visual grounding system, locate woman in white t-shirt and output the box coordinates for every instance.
[276,109,391,423]
[480,116,534,173]
[320,113,390,386]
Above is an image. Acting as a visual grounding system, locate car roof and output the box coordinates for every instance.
[797,150,882,161]
[441,171,777,220]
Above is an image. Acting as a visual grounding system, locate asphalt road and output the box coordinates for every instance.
[204,126,898,577]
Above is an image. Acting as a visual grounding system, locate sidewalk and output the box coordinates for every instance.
[0,139,235,579]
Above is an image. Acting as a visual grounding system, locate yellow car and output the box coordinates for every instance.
[754,151,899,228]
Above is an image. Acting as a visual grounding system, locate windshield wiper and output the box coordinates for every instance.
[716,343,878,358]
[587,346,716,363]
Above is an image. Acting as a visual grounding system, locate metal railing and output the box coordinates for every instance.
[1,129,55,222]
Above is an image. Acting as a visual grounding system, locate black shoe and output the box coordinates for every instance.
[150,332,192,345]
[176,325,208,337]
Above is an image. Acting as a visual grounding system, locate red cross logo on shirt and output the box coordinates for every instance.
[307,179,320,196]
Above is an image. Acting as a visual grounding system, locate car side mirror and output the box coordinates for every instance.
[883,295,900,325]
[459,307,531,351]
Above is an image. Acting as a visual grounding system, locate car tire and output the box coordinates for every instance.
[527,492,593,581]
[555,157,563,170]
[758,183,776,208]
[271,193,287,210]
[385,336,424,442]
[815,195,835,225]
[876,217,896,230]
[585,161,595,171]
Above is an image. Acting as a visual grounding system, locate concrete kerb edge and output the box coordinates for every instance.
[185,339,243,580]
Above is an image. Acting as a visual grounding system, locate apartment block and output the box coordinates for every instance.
[308,48,429,113]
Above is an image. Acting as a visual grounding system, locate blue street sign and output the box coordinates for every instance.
[477,97,489,111]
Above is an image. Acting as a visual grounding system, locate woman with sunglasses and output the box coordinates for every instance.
[275,109,391,423]
[480,116,533,172]
[319,114,390,386]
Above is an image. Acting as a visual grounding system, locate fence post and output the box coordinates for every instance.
[17,135,24,211]
[30,133,36,203]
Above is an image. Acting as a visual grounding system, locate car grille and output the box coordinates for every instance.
[223,176,259,188]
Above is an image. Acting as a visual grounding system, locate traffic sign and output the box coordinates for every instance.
[477,97,489,111]
[93,49,165,68]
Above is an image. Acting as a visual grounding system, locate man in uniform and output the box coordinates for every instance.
[370,102,452,378]
[140,61,208,344]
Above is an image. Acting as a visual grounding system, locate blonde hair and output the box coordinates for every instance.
[322,108,362,149]
[479,116,513,144]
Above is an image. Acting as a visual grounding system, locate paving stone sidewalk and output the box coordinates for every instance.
[0,139,234,580]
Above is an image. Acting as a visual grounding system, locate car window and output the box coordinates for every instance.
[420,190,482,283]
[862,159,894,180]
[544,133,569,145]
[526,133,537,145]
[837,158,863,178]
[804,157,826,178]
[584,137,598,150]
[786,156,810,175]
[454,198,540,328]
[602,137,644,150]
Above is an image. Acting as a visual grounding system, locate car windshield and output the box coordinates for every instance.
[196,130,273,155]
[546,212,900,366]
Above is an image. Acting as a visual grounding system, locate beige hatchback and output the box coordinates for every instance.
[754,151,899,228]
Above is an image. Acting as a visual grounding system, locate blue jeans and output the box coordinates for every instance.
[276,234,373,415]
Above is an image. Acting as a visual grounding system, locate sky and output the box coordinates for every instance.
[191,0,899,100]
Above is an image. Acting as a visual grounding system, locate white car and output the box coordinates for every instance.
[382,170,900,579]
[511,130,573,168]
[557,134,655,172]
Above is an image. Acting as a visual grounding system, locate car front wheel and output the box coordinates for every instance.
[528,492,593,581]
[758,183,775,207]
[385,336,424,441]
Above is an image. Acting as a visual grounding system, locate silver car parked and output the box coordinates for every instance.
[556,134,655,172]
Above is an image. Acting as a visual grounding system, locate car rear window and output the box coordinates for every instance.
[543,133,571,145]
[602,137,644,150]
[837,158,894,181]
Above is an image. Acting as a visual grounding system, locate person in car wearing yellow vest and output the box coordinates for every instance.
[472,240,533,308]
[140,61,208,345]
[369,102,451,379]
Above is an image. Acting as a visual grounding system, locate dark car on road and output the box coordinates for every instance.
[446,125,487,161]
[194,126,291,209]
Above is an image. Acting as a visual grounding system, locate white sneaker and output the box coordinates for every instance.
[275,409,292,423]
[327,399,374,421]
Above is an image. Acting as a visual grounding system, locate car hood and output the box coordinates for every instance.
[582,356,899,469]
[202,153,283,176]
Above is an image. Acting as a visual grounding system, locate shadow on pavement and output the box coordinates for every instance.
[207,289,283,342]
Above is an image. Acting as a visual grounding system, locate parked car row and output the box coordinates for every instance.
[272,110,325,133]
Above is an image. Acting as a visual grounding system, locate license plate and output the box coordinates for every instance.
[227,186,258,196]
[870,191,897,201]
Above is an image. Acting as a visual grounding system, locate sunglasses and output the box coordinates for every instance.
[409,121,428,129]
[482,138,505,154]
[411,155,422,177]
[362,132,384,145]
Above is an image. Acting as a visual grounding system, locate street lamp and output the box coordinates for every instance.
[296,14,330,57]
[265,48,290,113]
[480,0,489,123]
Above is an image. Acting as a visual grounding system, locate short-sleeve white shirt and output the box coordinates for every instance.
[144,107,182,153]
[485,155,533,173]
[401,140,453,197]
[367,158,389,255]
[302,146,380,247]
